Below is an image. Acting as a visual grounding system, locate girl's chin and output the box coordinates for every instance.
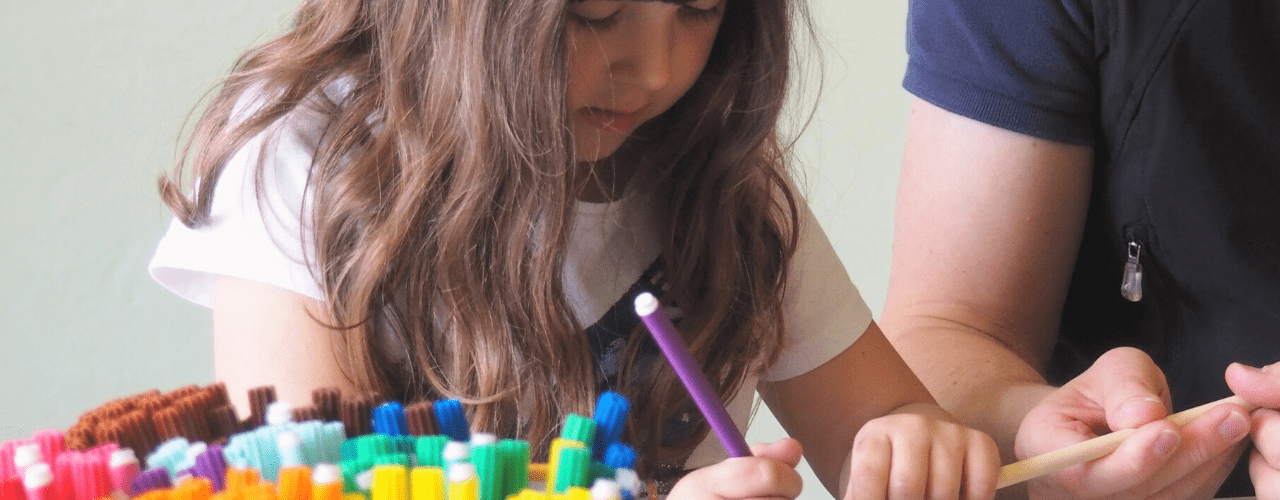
[574,138,626,162]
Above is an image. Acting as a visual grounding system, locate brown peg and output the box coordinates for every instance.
[246,386,278,429]
[208,405,241,442]
[340,394,374,437]
[177,396,213,442]
[312,388,342,422]
[405,401,438,436]
[206,382,232,408]
[292,406,322,423]
[119,410,159,457]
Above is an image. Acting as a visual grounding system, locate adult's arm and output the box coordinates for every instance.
[882,99,1254,500]
[212,274,360,417]
[882,97,1093,454]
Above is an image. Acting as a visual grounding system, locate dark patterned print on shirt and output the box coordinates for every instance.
[583,257,701,496]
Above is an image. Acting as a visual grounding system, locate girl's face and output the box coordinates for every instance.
[565,0,727,161]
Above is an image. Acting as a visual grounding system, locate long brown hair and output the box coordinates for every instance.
[159,0,804,473]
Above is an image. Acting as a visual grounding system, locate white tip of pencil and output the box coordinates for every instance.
[634,292,659,317]
[313,463,342,485]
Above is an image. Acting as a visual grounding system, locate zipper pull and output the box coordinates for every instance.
[1121,241,1143,302]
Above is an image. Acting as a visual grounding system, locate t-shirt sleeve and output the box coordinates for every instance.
[903,0,1100,145]
[760,198,872,382]
[148,107,329,308]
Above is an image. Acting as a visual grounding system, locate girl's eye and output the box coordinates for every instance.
[679,0,724,22]
[568,1,623,29]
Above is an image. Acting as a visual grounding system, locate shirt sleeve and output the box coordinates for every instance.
[903,0,1101,145]
[760,197,872,382]
[148,105,330,308]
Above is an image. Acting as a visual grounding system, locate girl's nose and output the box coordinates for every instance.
[614,17,674,91]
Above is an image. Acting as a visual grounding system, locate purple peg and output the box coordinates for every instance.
[634,292,751,458]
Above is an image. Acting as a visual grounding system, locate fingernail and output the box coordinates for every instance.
[1219,411,1249,441]
[1120,396,1162,413]
[1152,429,1180,457]
[1230,362,1262,374]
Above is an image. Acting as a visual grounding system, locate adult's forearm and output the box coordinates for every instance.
[882,317,1055,460]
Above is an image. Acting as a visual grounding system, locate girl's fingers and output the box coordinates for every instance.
[750,438,805,468]
[676,457,801,500]
[845,432,891,500]
[668,438,803,500]
[885,419,929,500]
[847,417,1000,500]
[927,439,963,500]
[962,433,999,500]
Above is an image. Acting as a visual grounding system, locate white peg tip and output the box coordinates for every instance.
[312,463,342,485]
[633,293,658,317]
[266,402,294,426]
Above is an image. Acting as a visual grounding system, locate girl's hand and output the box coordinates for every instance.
[667,439,805,500]
[845,403,999,500]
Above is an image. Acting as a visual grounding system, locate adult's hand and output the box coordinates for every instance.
[1016,348,1251,500]
[1225,361,1280,500]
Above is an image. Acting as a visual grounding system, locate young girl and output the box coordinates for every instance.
[150,0,999,499]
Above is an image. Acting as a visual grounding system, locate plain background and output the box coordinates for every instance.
[0,1,907,498]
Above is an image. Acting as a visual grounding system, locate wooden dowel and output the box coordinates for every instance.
[996,395,1257,489]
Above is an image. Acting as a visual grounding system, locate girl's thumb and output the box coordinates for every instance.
[748,438,804,467]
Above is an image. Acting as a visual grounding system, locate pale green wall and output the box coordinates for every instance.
[0,1,906,498]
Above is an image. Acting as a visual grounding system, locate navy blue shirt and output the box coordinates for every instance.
[905,0,1280,496]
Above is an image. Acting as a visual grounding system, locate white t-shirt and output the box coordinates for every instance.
[149,99,872,469]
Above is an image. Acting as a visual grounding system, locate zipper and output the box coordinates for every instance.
[1121,240,1143,302]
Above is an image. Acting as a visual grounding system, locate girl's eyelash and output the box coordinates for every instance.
[568,3,722,31]
[569,11,621,31]
[679,3,724,22]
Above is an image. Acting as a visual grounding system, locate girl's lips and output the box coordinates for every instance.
[580,107,639,133]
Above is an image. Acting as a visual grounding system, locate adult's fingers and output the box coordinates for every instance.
[1049,402,1250,499]
[1226,362,1280,410]
[1142,444,1243,500]
[1034,418,1180,498]
[1251,408,1280,500]
[1088,348,1173,431]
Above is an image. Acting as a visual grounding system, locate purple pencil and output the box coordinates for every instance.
[634,292,752,458]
